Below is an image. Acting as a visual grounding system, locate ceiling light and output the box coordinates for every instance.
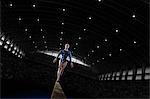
[33,41,35,43]
[35,46,37,48]
[102,57,104,60]
[41,28,43,31]
[29,36,31,38]
[8,48,11,51]
[60,43,62,45]
[4,45,8,49]
[74,47,76,50]
[43,36,45,38]
[0,40,3,45]
[92,50,94,53]
[6,40,10,44]
[25,28,28,32]
[109,53,112,57]
[12,50,15,54]
[84,29,86,31]
[63,8,66,12]
[78,37,81,40]
[45,46,47,48]
[134,41,137,44]
[120,48,122,51]
[18,55,21,58]
[44,41,46,43]
[37,18,39,22]
[76,43,78,45]
[62,22,64,25]
[19,51,22,54]
[9,3,13,7]
[60,38,62,40]
[15,53,17,55]
[116,29,119,32]
[105,38,107,42]
[61,32,63,34]
[18,17,22,21]
[132,14,135,18]
[14,47,17,50]
[97,60,100,63]
[1,36,5,41]
[88,54,90,57]
[88,17,92,20]
[98,0,102,2]
[33,4,36,8]
[97,45,100,48]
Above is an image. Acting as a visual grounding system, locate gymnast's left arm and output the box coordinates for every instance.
[69,51,73,68]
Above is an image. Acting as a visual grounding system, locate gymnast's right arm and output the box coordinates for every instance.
[53,50,62,63]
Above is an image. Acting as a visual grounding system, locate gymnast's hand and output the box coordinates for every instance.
[71,62,74,68]
[53,58,57,63]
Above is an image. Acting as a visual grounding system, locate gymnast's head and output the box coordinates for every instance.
[65,43,70,49]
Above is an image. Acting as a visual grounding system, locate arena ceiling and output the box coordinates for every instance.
[1,0,149,73]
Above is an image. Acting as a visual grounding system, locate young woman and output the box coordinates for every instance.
[53,43,73,82]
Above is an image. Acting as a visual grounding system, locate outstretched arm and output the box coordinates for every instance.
[69,51,73,68]
[53,50,62,63]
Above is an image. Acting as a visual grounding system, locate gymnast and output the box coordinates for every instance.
[53,43,73,82]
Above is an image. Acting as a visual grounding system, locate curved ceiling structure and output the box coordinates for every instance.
[1,0,149,73]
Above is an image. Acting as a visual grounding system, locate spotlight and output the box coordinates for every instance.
[4,45,8,49]
[75,43,78,46]
[62,22,64,25]
[109,53,112,56]
[120,48,122,51]
[134,41,137,44]
[0,40,3,46]
[14,47,17,50]
[33,4,36,8]
[18,55,21,58]
[97,45,100,48]
[88,17,92,20]
[25,28,28,32]
[84,29,86,31]
[91,50,94,53]
[61,32,63,34]
[116,29,119,32]
[10,44,13,47]
[105,38,107,42]
[132,14,135,18]
[1,36,5,41]
[41,28,43,31]
[60,38,62,40]
[8,48,11,51]
[12,50,15,54]
[9,3,13,7]
[78,37,81,40]
[15,53,17,56]
[63,8,66,12]
[6,40,10,44]
[18,17,22,21]
[19,51,22,54]
[43,36,45,38]
[37,18,39,22]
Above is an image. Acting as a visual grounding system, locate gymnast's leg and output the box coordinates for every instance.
[61,61,68,76]
[56,60,63,82]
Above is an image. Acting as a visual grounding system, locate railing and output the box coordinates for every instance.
[98,67,150,80]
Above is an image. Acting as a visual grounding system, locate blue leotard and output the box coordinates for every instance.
[56,49,72,63]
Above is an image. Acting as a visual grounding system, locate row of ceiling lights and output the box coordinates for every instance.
[0,34,25,58]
